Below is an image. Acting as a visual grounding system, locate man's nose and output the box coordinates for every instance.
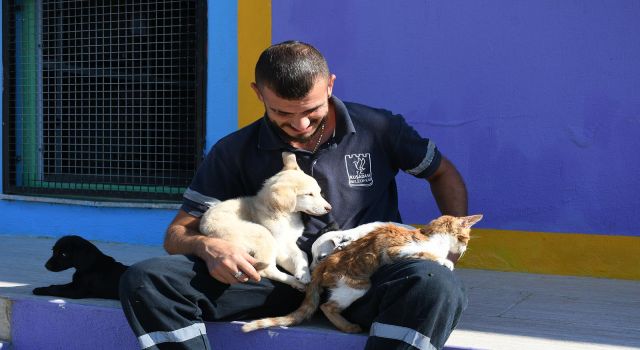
[290,117,311,131]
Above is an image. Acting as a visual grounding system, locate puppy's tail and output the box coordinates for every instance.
[241,269,323,332]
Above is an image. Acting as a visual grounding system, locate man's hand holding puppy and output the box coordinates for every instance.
[198,237,261,284]
[164,210,261,284]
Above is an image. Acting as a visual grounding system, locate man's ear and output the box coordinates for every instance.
[251,82,264,102]
[327,74,336,97]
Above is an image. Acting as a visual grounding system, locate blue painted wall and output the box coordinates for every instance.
[272,1,640,236]
[206,0,238,151]
[0,5,3,195]
[0,200,174,244]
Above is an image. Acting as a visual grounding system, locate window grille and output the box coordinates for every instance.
[3,0,205,201]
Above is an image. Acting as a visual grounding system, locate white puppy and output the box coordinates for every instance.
[310,222,416,270]
[200,152,331,290]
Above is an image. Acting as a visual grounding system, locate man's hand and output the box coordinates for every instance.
[197,237,262,284]
[164,209,262,285]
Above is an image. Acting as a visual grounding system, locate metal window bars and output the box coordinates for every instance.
[4,0,204,201]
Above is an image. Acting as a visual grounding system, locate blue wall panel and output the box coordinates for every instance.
[206,0,238,151]
[0,200,173,244]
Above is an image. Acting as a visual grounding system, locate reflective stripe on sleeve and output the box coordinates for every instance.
[406,142,437,176]
[183,188,220,207]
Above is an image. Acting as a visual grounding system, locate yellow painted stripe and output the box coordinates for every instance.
[454,228,640,280]
[238,0,271,128]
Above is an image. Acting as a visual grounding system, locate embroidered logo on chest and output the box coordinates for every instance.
[345,153,373,187]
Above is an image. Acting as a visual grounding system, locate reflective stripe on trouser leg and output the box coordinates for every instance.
[370,322,437,350]
[120,255,305,350]
[119,256,214,350]
[343,259,468,350]
[138,323,207,349]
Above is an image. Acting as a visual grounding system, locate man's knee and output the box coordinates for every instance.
[119,256,172,300]
[384,259,468,309]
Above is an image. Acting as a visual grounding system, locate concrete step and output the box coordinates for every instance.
[6,295,477,350]
[7,296,368,350]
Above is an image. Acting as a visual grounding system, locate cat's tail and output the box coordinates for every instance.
[241,277,322,332]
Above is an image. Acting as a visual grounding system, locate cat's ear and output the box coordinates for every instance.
[461,214,483,228]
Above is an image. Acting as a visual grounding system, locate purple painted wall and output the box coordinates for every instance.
[272,1,640,236]
[11,299,138,350]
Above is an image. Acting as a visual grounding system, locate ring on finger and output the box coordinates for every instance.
[233,270,244,280]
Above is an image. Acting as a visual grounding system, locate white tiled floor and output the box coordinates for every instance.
[1,235,639,350]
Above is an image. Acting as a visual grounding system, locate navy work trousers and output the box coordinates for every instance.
[119,255,467,350]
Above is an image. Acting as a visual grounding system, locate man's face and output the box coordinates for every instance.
[253,75,335,143]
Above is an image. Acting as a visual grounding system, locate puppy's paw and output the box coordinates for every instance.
[291,280,306,292]
[295,269,311,284]
[32,287,50,295]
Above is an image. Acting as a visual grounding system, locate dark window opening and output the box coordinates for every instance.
[3,0,206,201]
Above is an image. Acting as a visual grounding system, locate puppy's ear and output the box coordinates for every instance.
[269,183,297,212]
[281,152,301,171]
[70,239,99,272]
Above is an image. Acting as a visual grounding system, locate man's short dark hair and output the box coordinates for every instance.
[255,41,330,100]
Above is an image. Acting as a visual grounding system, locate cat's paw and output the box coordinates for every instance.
[341,324,363,334]
[438,258,455,270]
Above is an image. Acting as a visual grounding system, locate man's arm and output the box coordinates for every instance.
[427,157,469,263]
[427,157,468,217]
[164,209,261,284]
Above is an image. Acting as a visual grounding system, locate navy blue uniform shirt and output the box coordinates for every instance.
[182,96,442,254]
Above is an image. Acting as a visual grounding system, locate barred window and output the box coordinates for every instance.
[3,0,205,201]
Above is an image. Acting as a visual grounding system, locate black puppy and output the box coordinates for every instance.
[32,235,128,300]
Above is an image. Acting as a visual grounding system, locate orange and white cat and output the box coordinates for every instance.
[241,214,482,333]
